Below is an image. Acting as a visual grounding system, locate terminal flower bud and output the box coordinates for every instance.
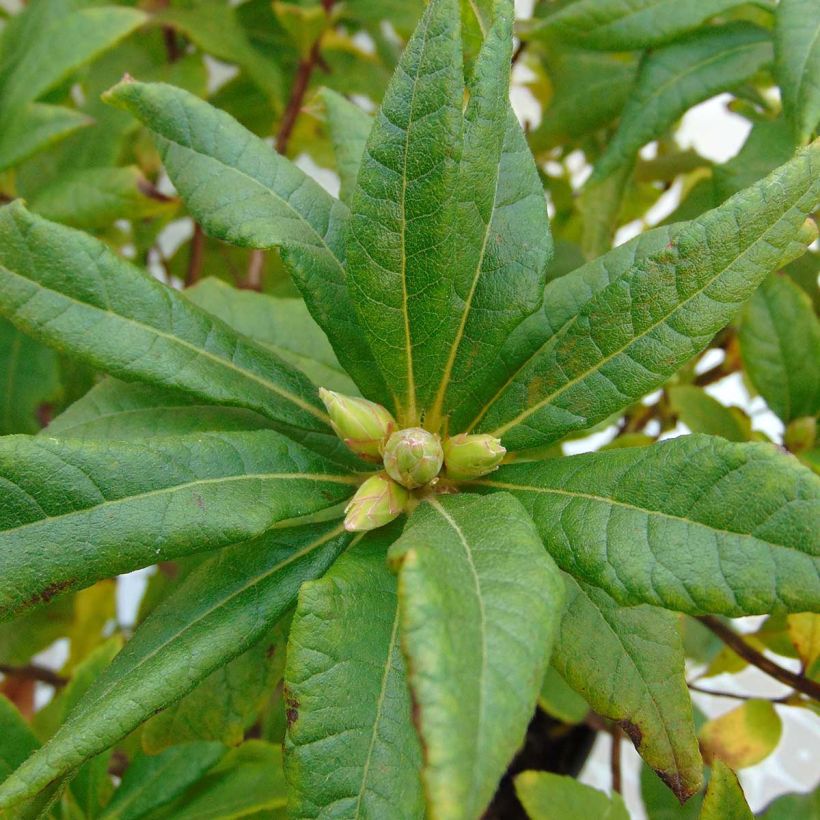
[344,473,409,532]
[318,388,396,462]
[383,427,444,489]
[443,433,506,480]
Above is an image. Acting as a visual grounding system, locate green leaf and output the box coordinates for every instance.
[0,696,38,779]
[759,789,820,820]
[0,431,357,621]
[185,277,358,396]
[0,103,90,172]
[320,88,372,204]
[99,742,226,820]
[0,5,145,113]
[591,24,773,182]
[700,760,753,820]
[537,665,588,725]
[550,575,702,803]
[667,386,751,442]
[533,0,747,50]
[45,380,274,439]
[151,740,287,819]
[529,48,638,151]
[346,0,463,423]
[142,622,285,753]
[0,203,340,451]
[388,493,564,819]
[699,700,782,769]
[0,521,351,810]
[29,167,177,230]
[285,523,424,819]
[0,318,61,435]
[739,273,820,423]
[471,435,820,616]
[641,764,703,820]
[103,79,388,406]
[473,142,820,450]
[0,596,74,667]
[428,3,554,430]
[776,0,820,143]
[514,771,629,820]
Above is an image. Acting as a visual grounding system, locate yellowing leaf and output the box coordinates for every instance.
[700,701,782,770]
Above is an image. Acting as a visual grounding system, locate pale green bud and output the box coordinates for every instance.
[383,427,443,489]
[319,388,396,462]
[344,473,409,532]
[443,433,506,480]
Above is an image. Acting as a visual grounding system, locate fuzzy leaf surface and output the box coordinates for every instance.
[0,431,357,621]
[592,24,773,181]
[551,575,703,802]
[0,203,342,453]
[739,273,820,423]
[285,524,424,819]
[104,80,387,405]
[776,0,820,143]
[0,522,351,810]
[472,435,820,616]
[388,493,564,820]
[475,143,820,450]
[346,0,463,422]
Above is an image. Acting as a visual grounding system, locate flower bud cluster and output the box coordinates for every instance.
[318,389,506,532]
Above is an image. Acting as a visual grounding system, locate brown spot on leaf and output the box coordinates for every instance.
[656,769,691,804]
[618,719,643,749]
[284,688,299,727]
[265,644,276,660]
[31,579,73,607]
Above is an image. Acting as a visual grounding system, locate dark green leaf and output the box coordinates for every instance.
[0,431,357,621]
[667,386,751,441]
[346,0,463,423]
[0,203,341,452]
[471,435,820,616]
[473,143,820,450]
[0,521,351,810]
[103,79,388,406]
[538,665,588,725]
[592,24,773,182]
[551,576,702,802]
[759,789,820,820]
[285,524,424,818]
[739,273,820,423]
[99,742,226,820]
[388,493,564,819]
[151,740,287,819]
[0,318,61,435]
[776,0,820,143]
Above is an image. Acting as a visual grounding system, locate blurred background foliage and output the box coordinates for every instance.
[0,0,817,817]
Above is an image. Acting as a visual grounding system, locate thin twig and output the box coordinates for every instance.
[610,725,622,795]
[688,683,793,703]
[0,663,67,688]
[185,223,205,287]
[697,616,820,700]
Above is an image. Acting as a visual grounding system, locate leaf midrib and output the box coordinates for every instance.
[483,175,816,439]
[428,498,487,809]
[0,263,330,427]
[2,471,358,538]
[470,479,814,560]
[352,601,401,818]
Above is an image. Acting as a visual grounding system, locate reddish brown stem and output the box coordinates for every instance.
[697,616,820,700]
[185,223,205,287]
[0,663,67,688]
[610,725,622,795]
